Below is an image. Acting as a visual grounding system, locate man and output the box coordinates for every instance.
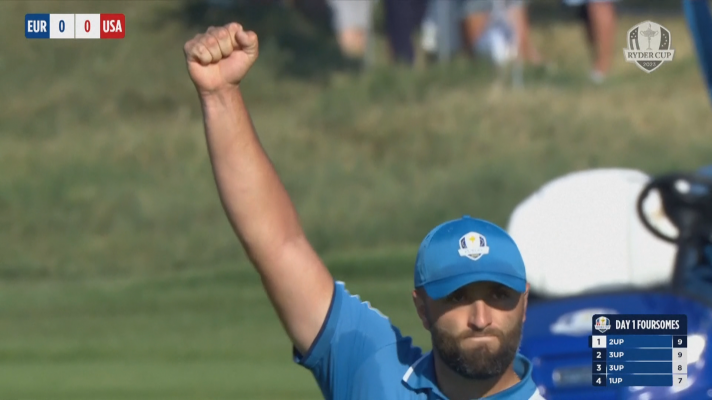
[383,0,428,65]
[183,22,544,399]
[564,0,618,83]
[421,0,542,66]
[462,0,542,65]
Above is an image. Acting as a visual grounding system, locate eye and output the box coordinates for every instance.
[447,291,467,303]
[491,288,511,300]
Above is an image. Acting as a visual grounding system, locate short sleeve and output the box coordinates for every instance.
[293,280,405,399]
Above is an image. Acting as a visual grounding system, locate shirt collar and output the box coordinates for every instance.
[402,351,447,398]
[401,351,538,399]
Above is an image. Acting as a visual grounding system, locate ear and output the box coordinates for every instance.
[522,283,530,323]
[413,289,432,330]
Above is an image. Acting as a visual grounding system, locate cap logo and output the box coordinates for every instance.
[458,232,490,261]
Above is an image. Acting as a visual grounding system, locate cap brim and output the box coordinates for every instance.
[423,271,526,300]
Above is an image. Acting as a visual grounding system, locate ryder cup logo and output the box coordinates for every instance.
[458,232,490,261]
[623,20,675,73]
[595,316,612,334]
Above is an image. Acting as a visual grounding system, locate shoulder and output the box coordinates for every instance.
[296,281,427,399]
[331,281,424,366]
[296,281,422,369]
[349,341,426,400]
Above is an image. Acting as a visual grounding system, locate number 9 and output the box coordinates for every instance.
[678,352,683,358]
[678,339,683,345]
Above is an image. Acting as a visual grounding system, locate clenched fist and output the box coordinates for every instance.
[184,23,259,95]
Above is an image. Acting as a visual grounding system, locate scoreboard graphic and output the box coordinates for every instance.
[590,314,688,387]
[25,14,125,39]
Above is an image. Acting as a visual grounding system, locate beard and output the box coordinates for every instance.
[431,317,522,380]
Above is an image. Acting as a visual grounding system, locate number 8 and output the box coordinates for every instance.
[678,365,682,371]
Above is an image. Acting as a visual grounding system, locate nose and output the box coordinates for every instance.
[467,300,493,330]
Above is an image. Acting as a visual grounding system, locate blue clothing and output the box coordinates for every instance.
[294,281,545,400]
[684,0,712,105]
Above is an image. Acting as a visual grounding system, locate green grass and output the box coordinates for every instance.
[0,249,424,399]
[2,0,712,398]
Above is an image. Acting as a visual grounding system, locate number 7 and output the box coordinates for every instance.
[679,378,683,384]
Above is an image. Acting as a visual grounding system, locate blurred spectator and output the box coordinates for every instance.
[421,0,542,66]
[505,1,543,65]
[383,0,429,65]
[472,1,519,65]
[565,0,619,83]
[326,0,375,59]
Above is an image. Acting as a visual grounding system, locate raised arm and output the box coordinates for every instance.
[183,23,334,354]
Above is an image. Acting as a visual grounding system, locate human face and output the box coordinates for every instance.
[415,281,528,380]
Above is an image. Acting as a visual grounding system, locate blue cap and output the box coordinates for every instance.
[414,215,527,299]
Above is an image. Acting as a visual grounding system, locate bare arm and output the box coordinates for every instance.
[185,23,334,354]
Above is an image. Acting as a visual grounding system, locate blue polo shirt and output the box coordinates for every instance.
[294,281,545,399]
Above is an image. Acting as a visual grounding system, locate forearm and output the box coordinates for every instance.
[200,88,304,264]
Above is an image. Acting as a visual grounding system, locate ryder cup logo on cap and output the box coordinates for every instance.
[595,316,611,334]
[458,232,490,261]
[414,216,528,299]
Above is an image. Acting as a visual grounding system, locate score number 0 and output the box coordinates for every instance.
[54,18,87,34]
